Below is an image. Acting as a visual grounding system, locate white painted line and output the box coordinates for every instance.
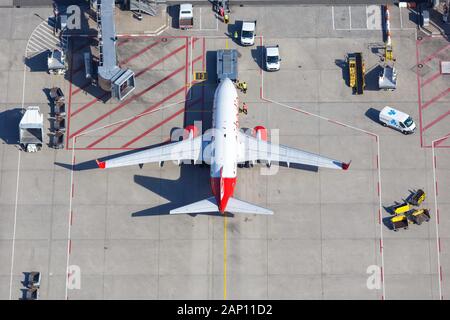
[432,134,449,300]
[399,6,403,29]
[366,5,369,29]
[9,38,28,299]
[65,137,76,300]
[349,6,352,30]
[332,6,335,30]
[200,7,202,30]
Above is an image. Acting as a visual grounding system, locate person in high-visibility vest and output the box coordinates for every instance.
[241,81,247,94]
[233,30,239,41]
[224,14,229,24]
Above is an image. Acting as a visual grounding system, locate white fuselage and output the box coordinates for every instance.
[210,78,239,179]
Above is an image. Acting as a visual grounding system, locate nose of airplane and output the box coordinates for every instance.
[218,78,235,92]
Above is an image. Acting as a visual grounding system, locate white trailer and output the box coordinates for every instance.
[19,106,44,152]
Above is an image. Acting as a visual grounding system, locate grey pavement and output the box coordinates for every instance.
[0,4,448,300]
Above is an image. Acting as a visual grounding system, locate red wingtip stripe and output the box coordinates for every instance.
[96,159,106,169]
[342,161,351,170]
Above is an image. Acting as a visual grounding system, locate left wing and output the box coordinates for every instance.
[97,135,204,169]
[237,131,350,170]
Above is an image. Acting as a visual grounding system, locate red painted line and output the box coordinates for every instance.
[418,44,450,65]
[421,70,441,88]
[378,208,381,224]
[185,37,189,97]
[122,97,202,148]
[70,93,108,117]
[120,41,161,65]
[380,266,384,283]
[379,239,383,253]
[69,62,186,139]
[70,210,73,226]
[423,110,450,131]
[86,86,186,148]
[435,133,450,146]
[416,40,424,147]
[117,39,130,47]
[117,35,187,39]
[72,81,92,96]
[66,45,74,149]
[135,42,187,77]
[421,88,450,110]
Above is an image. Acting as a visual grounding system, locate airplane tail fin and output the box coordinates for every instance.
[169,197,273,215]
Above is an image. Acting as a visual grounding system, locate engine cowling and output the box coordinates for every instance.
[184,125,199,139]
[253,126,267,141]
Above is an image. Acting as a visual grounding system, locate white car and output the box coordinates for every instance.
[240,21,256,46]
[264,45,280,71]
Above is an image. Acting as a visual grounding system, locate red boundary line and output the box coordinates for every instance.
[81,50,202,149]
[421,70,441,88]
[120,40,161,65]
[423,110,450,131]
[122,97,202,148]
[418,43,450,65]
[66,42,74,148]
[69,44,188,138]
[435,133,450,146]
[86,86,186,148]
[421,88,450,110]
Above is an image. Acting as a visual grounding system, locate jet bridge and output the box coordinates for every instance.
[95,0,136,100]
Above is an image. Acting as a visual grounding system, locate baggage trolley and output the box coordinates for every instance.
[407,189,426,206]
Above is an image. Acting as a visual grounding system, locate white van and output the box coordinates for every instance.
[379,106,416,134]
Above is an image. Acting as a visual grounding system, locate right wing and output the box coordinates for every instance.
[237,131,350,170]
[97,135,204,169]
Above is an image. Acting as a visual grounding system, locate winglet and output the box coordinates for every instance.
[96,159,106,169]
[342,160,351,170]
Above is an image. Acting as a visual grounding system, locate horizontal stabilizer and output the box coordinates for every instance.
[169,197,273,215]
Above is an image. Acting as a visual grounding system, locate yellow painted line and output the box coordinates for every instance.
[223,215,227,300]
[225,39,229,49]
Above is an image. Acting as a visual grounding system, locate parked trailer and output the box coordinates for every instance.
[179,3,193,29]
[348,52,365,95]
[217,49,238,82]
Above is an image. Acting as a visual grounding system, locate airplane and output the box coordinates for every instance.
[95,78,350,215]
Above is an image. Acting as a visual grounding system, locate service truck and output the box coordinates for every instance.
[178,3,193,29]
[19,106,44,152]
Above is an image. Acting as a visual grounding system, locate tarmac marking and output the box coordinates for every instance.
[121,96,203,148]
[423,110,450,131]
[84,67,187,148]
[421,88,450,110]
[415,39,424,147]
[418,44,450,66]
[70,40,177,117]
[69,45,188,135]
[431,135,449,300]
[435,133,450,147]
[120,40,161,65]
[421,70,442,88]
[224,215,228,300]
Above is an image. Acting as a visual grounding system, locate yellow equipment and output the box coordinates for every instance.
[347,53,365,94]
[391,214,408,231]
[385,44,394,62]
[393,202,411,215]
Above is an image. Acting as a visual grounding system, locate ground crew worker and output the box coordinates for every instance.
[224,14,229,24]
[219,6,224,18]
[242,102,248,115]
[233,30,238,41]
[241,81,247,94]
